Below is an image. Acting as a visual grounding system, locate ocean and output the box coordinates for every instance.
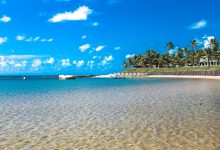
[0,78,219,149]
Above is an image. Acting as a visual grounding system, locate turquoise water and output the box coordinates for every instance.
[0,78,220,149]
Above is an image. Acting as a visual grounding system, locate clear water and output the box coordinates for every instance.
[0,78,219,149]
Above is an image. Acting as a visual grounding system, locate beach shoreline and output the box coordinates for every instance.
[115,73,220,80]
[147,75,220,80]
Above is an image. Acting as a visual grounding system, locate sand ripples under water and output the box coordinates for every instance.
[0,79,220,149]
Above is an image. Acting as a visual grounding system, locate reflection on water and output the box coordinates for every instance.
[0,79,220,149]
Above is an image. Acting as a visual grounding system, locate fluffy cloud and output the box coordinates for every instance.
[16,35,53,42]
[87,60,94,68]
[102,55,113,65]
[49,6,92,23]
[92,22,99,26]
[0,56,6,67]
[79,44,90,52]
[169,49,177,55]
[25,37,33,42]
[125,54,134,59]
[2,55,42,60]
[14,61,27,67]
[73,60,84,68]
[76,60,84,68]
[190,20,207,30]
[114,47,121,50]
[95,45,105,51]
[93,55,97,59]
[203,35,215,48]
[61,59,71,67]
[45,57,55,64]
[0,15,11,23]
[32,59,42,68]
[34,36,40,41]
[0,37,7,44]
[82,35,87,39]
[16,35,25,41]
[41,38,53,42]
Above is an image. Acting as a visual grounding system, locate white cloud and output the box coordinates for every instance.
[16,35,52,43]
[34,36,40,41]
[25,37,33,42]
[102,55,113,65]
[0,37,7,44]
[61,59,71,67]
[114,47,121,50]
[0,56,6,67]
[73,60,84,68]
[47,38,53,42]
[92,22,99,26]
[87,60,94,68]
[95,45,105,51]
[14,61,27,67]
[16,35,25,41]
[82,35,87,39]
[2,55,42,60]
[125,54,134,59]
[203,35,215,48]
[49,6,92,23]
[93,55,97,59]
[41,39,47,42]
[76,60,84,68]
[169,49,177,55]
[0,15,11,23]
[45,57,55,64]
[79,44,90,52]
[32,59,42,68]
[190,20,207,30]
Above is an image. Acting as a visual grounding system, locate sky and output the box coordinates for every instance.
[0,0,220,75]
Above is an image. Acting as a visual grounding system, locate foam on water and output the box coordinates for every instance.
[0,78,219,149]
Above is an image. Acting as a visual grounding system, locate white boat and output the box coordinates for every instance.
[23,77,26,80]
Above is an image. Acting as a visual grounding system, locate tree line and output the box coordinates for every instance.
[124,38,220,68]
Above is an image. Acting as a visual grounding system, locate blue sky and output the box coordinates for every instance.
[0,0,220,75]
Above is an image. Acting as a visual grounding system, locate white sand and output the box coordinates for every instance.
[147,75,220,80]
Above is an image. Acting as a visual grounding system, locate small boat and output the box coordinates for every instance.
[23,77,26,80]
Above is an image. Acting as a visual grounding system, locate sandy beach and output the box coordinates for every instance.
[115,73,220,80]
[147,75,220,80]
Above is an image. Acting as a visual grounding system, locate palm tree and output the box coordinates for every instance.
[157,56,164,68]
[162,53,170,67]
[177,48,184,59]
[166,42,174,54]
[208,38,219,51]
[204,48,213,66]
[123,61,129,68]
[195,50,205,66]
[191,40,198,50]
[213,51,220,65]
[188,50,196,66]
[145,50,158,68]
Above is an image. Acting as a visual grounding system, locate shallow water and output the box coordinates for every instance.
[0,78,219,149]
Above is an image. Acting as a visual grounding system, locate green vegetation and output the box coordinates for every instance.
[123,66,220,73]
[123,39,220,70]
